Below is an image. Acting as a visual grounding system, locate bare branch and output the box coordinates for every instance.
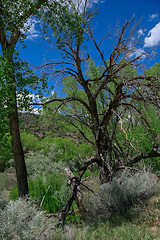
[125,146,160,167]
[86,26,108,69]
[56,156,98,227]
[32,96,91,113]
[69,120,95,145]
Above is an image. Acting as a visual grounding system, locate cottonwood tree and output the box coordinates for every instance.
[37,0,160,185]
[0,0,72,197]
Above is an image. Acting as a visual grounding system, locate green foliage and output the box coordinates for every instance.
[0,135,12,172]
[10,151,71,213]
[20,132,94,172]
[82,169,92,178]
[10,173,71,214]
[143,63,160,77]
[40,0,92,50]
[29,174,70,213]
[79,143,94,159]
[77,222,154,240]
[0,173,11,192]
[0,87,12,171]
[21,132,42,152]
[128,125,153,153]
[52,137,78,162]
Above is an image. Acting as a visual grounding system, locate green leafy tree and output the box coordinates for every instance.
[0,0,71,196]
[0,0,50,197]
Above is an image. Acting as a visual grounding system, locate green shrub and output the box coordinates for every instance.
[0,173,9,192]
[78,143,94,160]
[21,132,42,152]
[29,174,71,213]
[21,133,94,173]
[9,185,18,200]
[10,174,71,214]
[42,137,94,171]
[82,169,92,178]
[0,198,50,240]
[51,137,79,162]
[10,153,71,213]
[145,157,160,173]
[25,151,67,177]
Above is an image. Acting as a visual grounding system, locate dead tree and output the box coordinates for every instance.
[33,0,160,184]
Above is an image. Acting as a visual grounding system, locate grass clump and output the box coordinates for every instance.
[76,222,155,240]
[29,173,71,213]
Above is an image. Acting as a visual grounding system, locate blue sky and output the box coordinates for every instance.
[21,0,160,67]
[18,0,160,111]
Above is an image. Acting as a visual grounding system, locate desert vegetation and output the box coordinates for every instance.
[0,0,160,239]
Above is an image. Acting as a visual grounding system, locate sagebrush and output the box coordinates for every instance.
[84,171,158,222]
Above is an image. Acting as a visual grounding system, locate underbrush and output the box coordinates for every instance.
[0,175,159,240]
[29,174,71,213]
[10,152,71,213]
[0,197,159,240]
[0,198,50,240]
[20,133,94,172]
[1,147,159,239]
[83,170,159,223]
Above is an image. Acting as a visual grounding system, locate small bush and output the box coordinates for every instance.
[84,171,158,222]
[0,198,49,240]
[25,151,67,177]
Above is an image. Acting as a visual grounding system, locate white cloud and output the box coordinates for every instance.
[138,29,144,37]
[30,107,42,115]
[17,93,41,104]
[144,22,160,47]
[22,18,40,41]
[149,13,158,21]
[133,48,145,58]
[19,107,42,115]
[26,93,41,102]
[128,47,146,59]
[17,93,42,114]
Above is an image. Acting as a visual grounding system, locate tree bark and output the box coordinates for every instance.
[5,48,28,197]
[9,98,28,197]
[94,125,114,183]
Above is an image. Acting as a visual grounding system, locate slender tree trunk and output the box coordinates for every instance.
[9,99,28,197]
[5,48,29,197]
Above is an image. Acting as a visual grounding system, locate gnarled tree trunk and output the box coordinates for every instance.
[95,126,114,183]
